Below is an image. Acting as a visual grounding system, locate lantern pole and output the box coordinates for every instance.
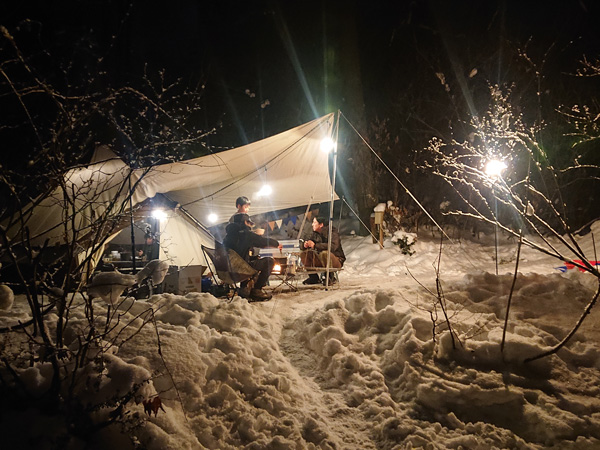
[325,111,340,289]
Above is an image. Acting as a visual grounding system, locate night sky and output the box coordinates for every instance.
[1,0,599,202]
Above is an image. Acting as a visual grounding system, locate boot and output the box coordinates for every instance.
[321,272,337,286]
[302,274,321,285]
[249,288,272,302]
[237,286,251,298]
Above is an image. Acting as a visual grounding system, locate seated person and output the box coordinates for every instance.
[230,196,265,235]
[300,216,345,285]
[223,213,281,301]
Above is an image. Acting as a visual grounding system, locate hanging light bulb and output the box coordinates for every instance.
[151,209,168,220]
[257,184,272,197]
[208,213,218,223]
[256,166,272,198]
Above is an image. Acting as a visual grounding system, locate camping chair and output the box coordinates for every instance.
[202,242,258,299]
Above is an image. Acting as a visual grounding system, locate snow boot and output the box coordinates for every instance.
[303,274,321,285]
[249,288,272,302]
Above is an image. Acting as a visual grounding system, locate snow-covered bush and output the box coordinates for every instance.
[390,230,417,255]
[0,23,209,444]
[423,65,600,361]
[376,201,418,255]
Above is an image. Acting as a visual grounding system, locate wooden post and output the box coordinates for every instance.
[374,210,384,248]
[370,214,377,244]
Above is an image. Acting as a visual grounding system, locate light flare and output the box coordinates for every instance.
[151,209,168,221]
[484,160,507,178]
[256,184,272,197]
[320,137,336,153]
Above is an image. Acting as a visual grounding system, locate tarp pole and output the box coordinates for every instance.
[129,174,138,274]
[297,199,314,240]
[325,111,341,289]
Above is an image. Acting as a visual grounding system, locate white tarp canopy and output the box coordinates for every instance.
[136,112,337,225]
[6,113,337,267]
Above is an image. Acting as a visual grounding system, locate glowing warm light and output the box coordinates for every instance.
[257,184,272,197]
[320,137,336,153]
[151,209,168,220]
[208,213,218,224]
[273,264,282,274]
[484,160,507,178]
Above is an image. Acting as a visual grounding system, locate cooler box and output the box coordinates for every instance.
[163,265,207,294]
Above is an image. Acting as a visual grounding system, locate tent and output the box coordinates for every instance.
[5,113,337,269]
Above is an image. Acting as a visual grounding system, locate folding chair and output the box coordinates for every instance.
[202,242,258,299]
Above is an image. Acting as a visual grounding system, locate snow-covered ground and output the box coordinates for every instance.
[2,224,600,449]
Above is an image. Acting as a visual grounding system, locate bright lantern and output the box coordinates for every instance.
[320,137,335,153]
[151,209,168,220]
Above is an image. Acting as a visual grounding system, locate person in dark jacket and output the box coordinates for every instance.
[300,216,345,285]
[224,213,281,301]
[229,196,266,235]
[141,233,160,261]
